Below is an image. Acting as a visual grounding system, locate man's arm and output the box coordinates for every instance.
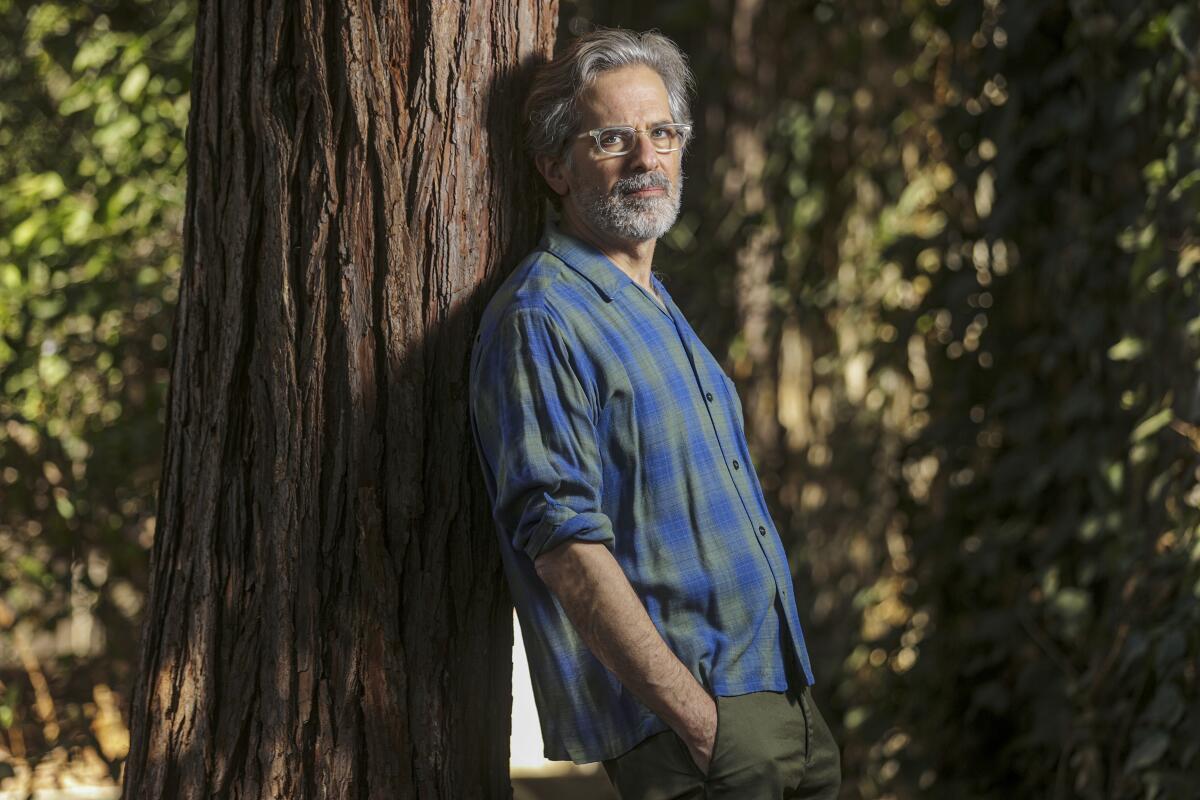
[534,540,717,771]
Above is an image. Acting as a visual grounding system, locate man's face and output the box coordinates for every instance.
[546,65,684,243]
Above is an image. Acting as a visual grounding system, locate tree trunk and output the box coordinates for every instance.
[121,2,556,798]
[719,0,781,462]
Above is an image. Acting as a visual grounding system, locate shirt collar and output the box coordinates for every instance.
[539,221,633,302]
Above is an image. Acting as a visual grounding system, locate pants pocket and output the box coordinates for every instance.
[706,695,723,778]
[607,729,707,800]
[672,696,721,780]
[799,688,813,766]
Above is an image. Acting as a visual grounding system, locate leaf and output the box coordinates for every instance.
[54,494,75,519]
[1052,588,1090,618]
[119,63,150,102]
[38,353,70,387]
[0,263,21,290]
[1131,408,1173,442]
[1142,683,1184,728]
[10,216,41,248]
[1125,731,1170,772]
[19,172,66,200]
[1105,460,1124,492]
[1108,337,1145,360]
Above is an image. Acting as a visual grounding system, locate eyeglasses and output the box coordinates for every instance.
[578,123,693,156]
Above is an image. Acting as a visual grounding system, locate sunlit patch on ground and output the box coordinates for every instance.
[0,747,120,800]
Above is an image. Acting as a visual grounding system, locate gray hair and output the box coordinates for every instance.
[525,28,695,160]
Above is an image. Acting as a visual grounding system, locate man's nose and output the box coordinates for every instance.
[626,131,662,172]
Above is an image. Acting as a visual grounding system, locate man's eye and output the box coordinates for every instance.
[650,127,671,138]
[600,131,626,146]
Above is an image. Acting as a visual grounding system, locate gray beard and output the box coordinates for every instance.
[578,171,683,242]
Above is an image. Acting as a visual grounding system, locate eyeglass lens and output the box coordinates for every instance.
[599,126,687,155]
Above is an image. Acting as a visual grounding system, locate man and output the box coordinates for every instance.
[469,27,841,799]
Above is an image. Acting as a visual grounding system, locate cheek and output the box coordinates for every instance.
[570,164,619,194]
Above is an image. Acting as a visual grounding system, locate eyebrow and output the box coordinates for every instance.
[595,120,676,129]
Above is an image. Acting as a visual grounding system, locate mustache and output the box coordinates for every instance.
[612,172,671,195]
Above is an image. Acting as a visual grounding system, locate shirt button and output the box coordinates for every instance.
[732,459,740,470]
[705,391,714,402]
[758,525,767,536]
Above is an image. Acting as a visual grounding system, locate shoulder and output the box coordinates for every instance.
[469,252,604,407]
[476,247,601,347]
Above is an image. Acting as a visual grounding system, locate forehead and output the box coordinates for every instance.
[577,64,672,126]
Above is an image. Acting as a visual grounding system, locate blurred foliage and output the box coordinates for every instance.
[568,0,1198,797]
[0,0,191,785]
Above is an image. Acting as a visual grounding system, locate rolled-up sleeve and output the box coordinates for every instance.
[470,306,615,562]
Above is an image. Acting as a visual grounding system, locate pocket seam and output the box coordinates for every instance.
[800,689,813,768]
[707,695,723,780]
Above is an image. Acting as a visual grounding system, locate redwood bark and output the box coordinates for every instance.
[122,2,556,798]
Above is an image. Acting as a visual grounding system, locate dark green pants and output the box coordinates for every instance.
[602,687,841,800]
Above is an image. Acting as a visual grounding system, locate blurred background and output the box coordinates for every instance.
[1,0,1197,798]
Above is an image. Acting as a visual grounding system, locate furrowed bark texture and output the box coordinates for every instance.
[122,2,556,798]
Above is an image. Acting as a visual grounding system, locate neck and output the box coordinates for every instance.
[559,207,657,291]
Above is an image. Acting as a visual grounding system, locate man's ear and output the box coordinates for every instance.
[535,153,571,198]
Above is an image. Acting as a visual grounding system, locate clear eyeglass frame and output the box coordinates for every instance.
[577,123,693,156]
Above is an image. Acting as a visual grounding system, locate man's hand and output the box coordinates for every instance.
[678,693,717,775]
[533,541,719,773]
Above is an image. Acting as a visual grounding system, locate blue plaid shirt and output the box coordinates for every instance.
[469,223,815,764]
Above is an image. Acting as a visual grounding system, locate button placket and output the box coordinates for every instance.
[661,305,758,522]
[661,299,778,568]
